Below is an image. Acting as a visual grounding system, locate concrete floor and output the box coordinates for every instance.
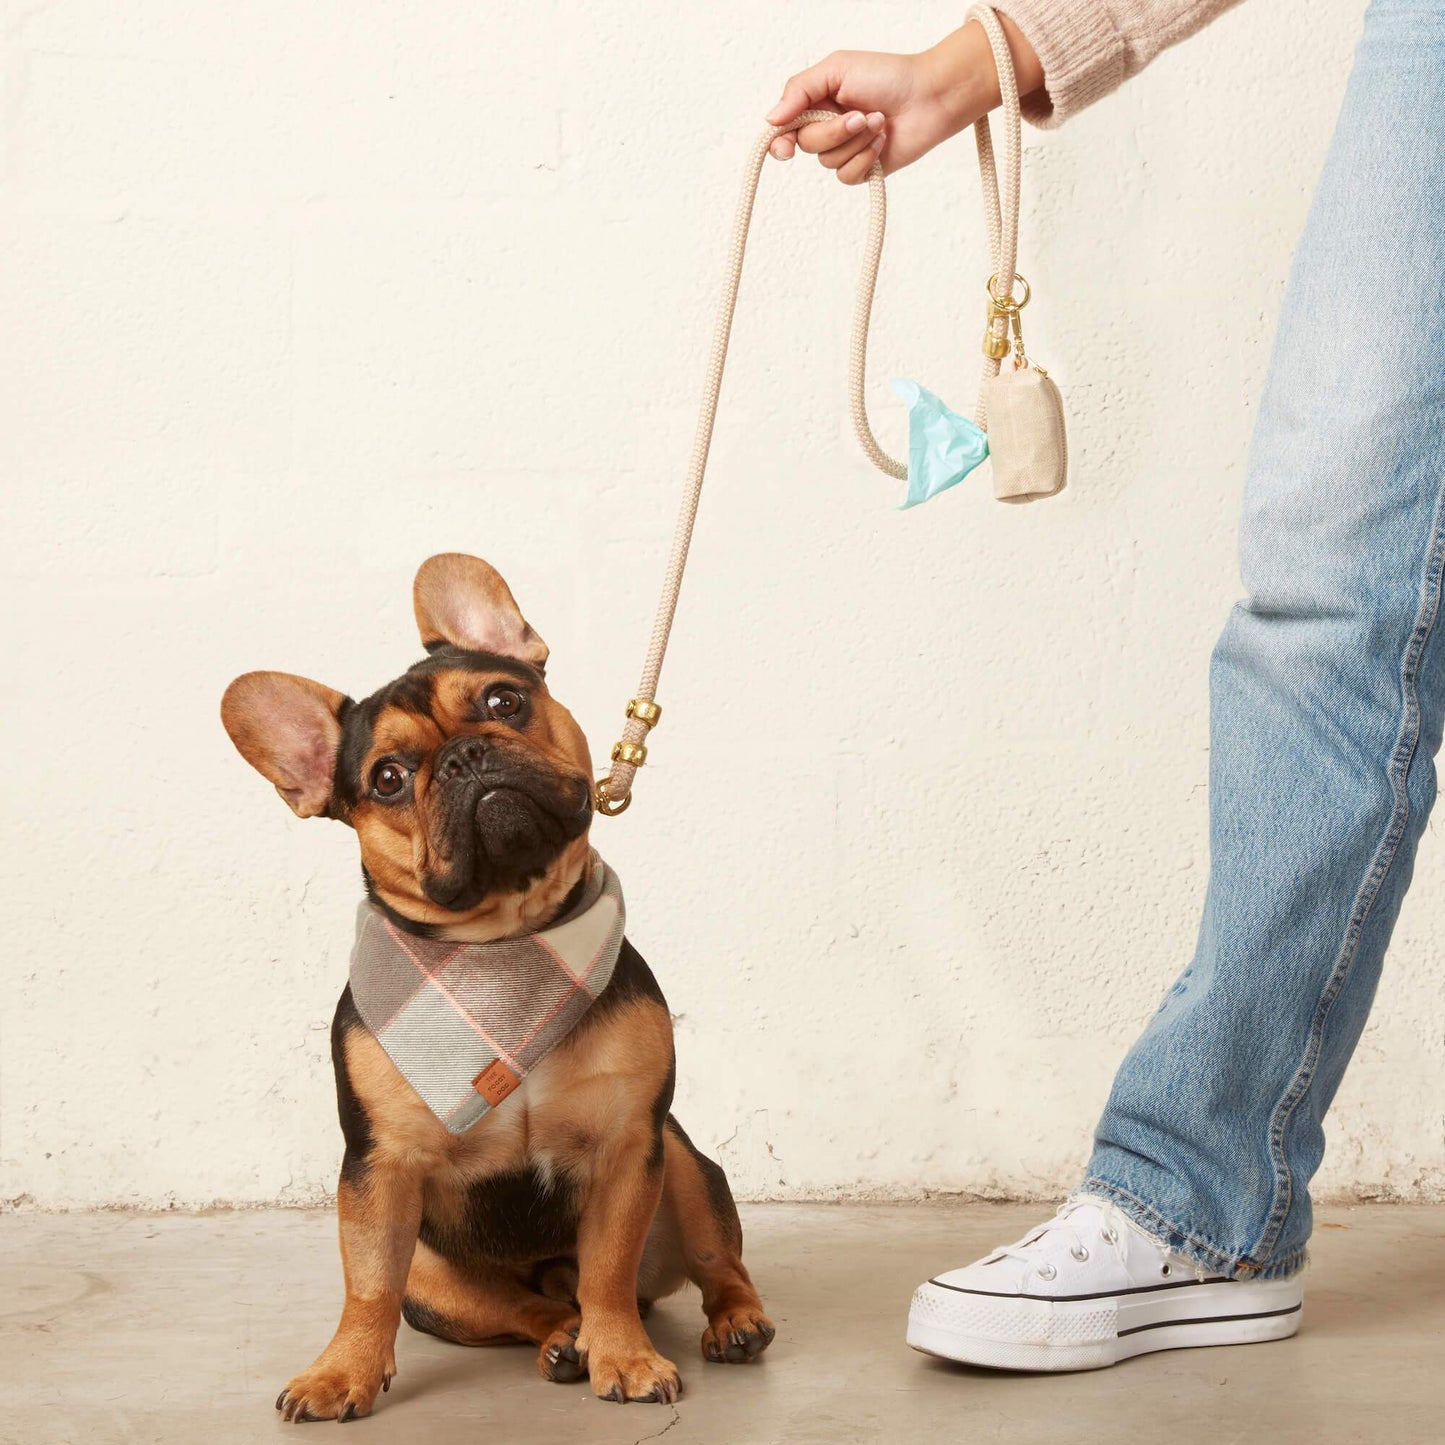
[1,1202,1441,1445]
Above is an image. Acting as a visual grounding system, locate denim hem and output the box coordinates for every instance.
[1078,1178,1308,1283]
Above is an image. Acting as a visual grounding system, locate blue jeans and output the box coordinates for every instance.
[1083,0,1445,1281]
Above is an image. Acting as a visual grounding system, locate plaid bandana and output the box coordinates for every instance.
[348,852,625,1134]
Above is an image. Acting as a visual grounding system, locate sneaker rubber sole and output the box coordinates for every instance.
[906,1273,1303,1372]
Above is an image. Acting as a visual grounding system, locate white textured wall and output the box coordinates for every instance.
[7,0,1439,1211]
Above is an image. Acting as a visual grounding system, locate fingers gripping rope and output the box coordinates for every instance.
[595,6,1022,815]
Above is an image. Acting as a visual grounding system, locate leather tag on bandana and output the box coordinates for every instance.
[472,1059,521,1106]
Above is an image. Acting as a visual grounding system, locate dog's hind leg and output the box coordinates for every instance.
[402,1243,588,1382]
[660,1116,775,1364]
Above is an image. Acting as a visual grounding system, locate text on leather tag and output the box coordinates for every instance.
[472,1059,521,1106]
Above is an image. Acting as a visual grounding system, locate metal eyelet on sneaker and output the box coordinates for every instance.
[1071,1245,1089,1262]
[1101,1228,1118,1245]
[1160,1263,1172,1277]
[1037,1263,1057,1281]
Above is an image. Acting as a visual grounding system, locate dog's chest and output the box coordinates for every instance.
[408,1058,614,1261]
[348,1021,608,1185]
[438,1071,559,1178]
[341,976,673,1262]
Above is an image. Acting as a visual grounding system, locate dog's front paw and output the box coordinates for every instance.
[275,1358,392,1423]
[586,1344,681,1404]
[537,1320,586,1383]
[702,1307,776,1364]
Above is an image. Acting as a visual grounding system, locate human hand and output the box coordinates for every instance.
[764,17,1044,183]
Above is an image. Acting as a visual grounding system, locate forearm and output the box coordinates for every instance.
[925,12,1048,132]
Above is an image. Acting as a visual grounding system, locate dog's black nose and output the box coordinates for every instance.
[435,734,490,784]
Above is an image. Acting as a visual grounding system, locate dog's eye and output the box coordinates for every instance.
[371,761,410,799]
[484,687,524,720]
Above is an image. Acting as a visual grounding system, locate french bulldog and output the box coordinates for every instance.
[221,553,772,1420]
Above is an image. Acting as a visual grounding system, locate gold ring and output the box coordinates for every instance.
[986,272,1030,310]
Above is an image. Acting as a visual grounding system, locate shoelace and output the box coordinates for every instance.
[991,1200,1175,1283]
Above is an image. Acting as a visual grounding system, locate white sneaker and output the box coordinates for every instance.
[907,1199,1303,1372]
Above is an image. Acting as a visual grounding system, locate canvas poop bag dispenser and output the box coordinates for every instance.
[889,4,1067,507]
[593,3,1066,816]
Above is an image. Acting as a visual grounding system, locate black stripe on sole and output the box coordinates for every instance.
[1117,1302,1303,1339]
[926,1275,1239,1304]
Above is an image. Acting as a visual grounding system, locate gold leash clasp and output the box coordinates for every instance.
[982,272,1030,361]
[594,779,632,816]
[594,698,663,819]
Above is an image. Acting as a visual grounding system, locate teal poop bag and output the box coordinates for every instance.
[891,379,989,509]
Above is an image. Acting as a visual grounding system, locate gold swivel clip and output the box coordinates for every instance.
[593,780,632,816]
[982,272,1031,361]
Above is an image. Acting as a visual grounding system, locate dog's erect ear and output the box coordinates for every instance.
[221,672,349,819]
[413,553,549,669]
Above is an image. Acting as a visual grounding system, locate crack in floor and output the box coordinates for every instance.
[632,1402,682,1443]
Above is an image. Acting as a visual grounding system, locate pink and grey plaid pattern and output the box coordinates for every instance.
[348,853,625,1135]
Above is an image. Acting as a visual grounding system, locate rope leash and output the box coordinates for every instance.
[595,6,1022,816]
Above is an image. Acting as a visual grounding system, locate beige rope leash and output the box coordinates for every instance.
[595,5,1023,816]
[970,5,1023,425]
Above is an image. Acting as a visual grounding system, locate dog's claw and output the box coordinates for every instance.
[539,1323,586,1383]
[590,1353,680,1404]
[702,1307,776,1366]
[275,1362,389,1424]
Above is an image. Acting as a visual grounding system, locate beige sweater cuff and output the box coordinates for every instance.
[995,0,1128,128]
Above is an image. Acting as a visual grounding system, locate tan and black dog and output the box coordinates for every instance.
[221,553,772,1420]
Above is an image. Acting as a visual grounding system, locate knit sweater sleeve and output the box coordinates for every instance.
[996,0,1248,127]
